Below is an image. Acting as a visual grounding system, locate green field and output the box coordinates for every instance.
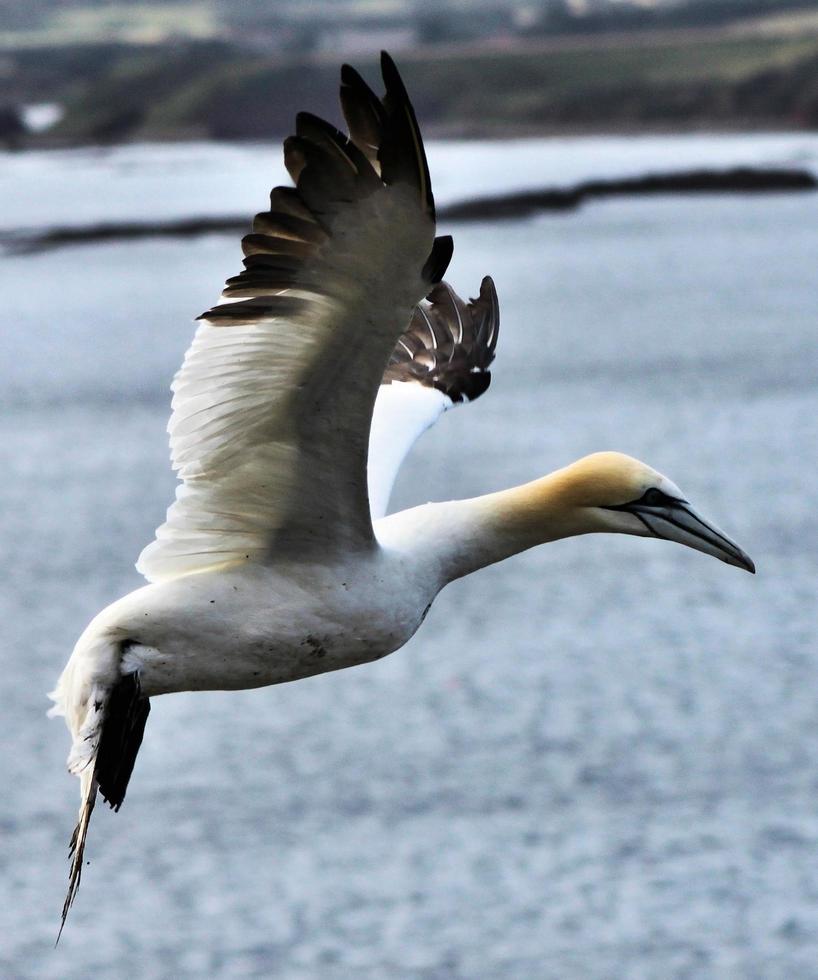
[6,26,818,144]
[0,3,219,47]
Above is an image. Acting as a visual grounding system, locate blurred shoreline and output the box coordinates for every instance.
[4,16,818,149]
[5,165,815,253]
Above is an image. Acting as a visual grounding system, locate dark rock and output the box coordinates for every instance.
[0,105,25,147]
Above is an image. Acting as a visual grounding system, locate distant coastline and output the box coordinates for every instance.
[3,23,818,150]
[5,166,815,253]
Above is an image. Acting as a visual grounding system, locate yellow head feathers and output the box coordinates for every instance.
[546,452,669,510]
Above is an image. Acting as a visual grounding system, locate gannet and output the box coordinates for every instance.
[49,52,754,934]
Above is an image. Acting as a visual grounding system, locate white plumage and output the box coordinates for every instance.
[138,189,432,581]
[50,53,753,938]
[367,382,450,520]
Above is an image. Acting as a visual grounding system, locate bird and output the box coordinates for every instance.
[49,52,754,935]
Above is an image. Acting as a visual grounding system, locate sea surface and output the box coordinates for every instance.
[1,133,817,979]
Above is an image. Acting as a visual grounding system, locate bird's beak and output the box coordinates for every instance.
[624,498,756,573]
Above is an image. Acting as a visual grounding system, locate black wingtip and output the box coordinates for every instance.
[461,370,492,402]
[380,51,412,108]
[475,276,500,357]
[375,51,434,219]
[380,51,401,88]
[384,276,500,403]
[296,109,341,138]
[422,235,454,284]
[340,61,379,102]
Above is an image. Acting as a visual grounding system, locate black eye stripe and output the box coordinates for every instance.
[642,488,666,507]
[605,487,687,512]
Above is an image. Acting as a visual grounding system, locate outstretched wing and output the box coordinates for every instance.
[368,276,499,520]
[137,54,454,582]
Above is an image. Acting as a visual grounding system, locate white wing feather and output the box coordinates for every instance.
[368,275,500,520]
[137,56,444,582]
[368,382,451,521]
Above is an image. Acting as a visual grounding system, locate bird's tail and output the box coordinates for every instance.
[48,634,150,940]
[59,764,98,941]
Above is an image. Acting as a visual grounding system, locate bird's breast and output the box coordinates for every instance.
[124,558,435,696]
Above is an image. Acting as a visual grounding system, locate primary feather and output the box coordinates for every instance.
[137,53,457,583]
[370,276,499,520]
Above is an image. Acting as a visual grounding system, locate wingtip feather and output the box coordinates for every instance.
[380,51,404,95]
[422,235,454,285]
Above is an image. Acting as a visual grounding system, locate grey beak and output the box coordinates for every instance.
[627,498,755,573]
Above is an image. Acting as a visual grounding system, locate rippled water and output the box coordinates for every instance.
[1,135,817,978]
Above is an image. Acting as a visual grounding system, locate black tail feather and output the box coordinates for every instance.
[58,670,149,942]
[95,672,150,811]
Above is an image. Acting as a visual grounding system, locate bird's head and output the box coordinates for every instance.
[551,451,755,572]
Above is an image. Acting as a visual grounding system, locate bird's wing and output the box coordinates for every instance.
[137,53,454,583]
[368,276,499,520]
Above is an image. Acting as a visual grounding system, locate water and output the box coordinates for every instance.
[1,135,817,978]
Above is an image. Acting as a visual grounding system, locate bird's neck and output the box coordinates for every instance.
[377,469,592,585]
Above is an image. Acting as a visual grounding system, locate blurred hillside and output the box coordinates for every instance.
[2,0,818,143]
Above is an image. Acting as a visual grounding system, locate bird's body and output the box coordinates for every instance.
[73,543,434,699]
[68,452,700,701]
[50,53,754,935]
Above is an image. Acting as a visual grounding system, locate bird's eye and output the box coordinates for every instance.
[642,488,666,507]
